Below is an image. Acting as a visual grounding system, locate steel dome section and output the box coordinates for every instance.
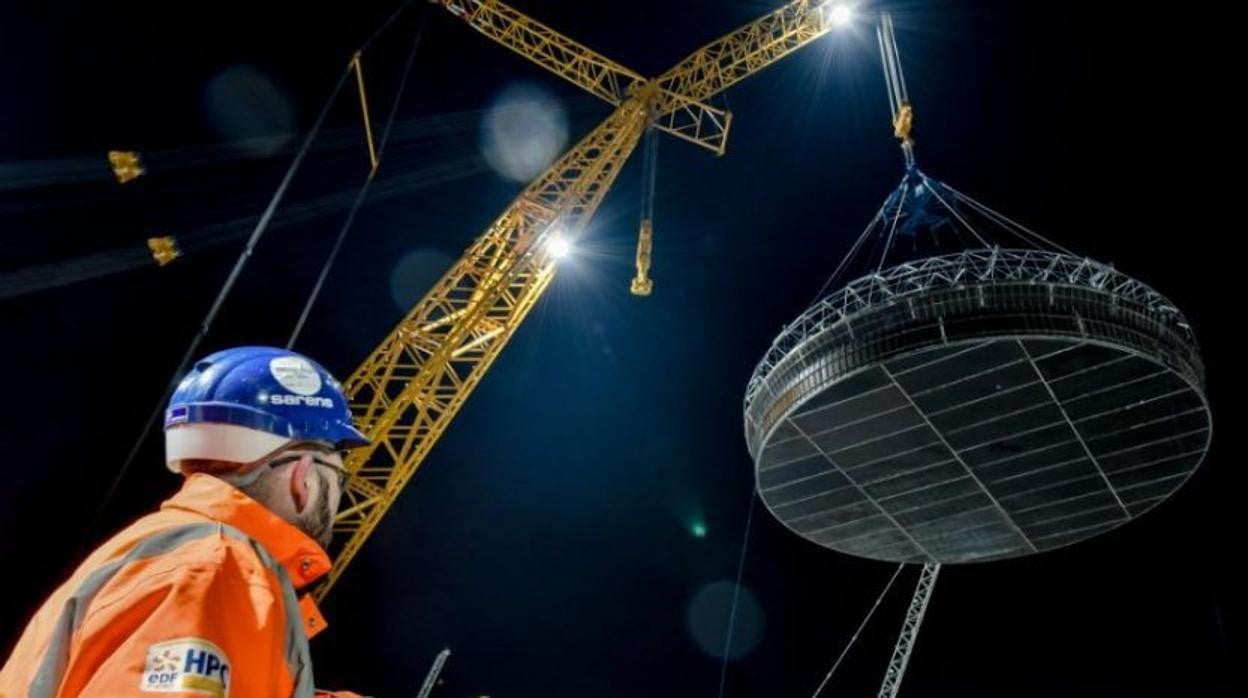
[744,248,1210,564]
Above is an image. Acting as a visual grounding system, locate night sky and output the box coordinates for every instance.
[0,1,1238,696]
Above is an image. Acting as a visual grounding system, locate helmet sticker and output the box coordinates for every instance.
[269,356,323,396]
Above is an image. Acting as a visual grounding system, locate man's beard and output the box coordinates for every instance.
[297,468,334,549]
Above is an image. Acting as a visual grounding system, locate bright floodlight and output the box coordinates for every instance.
[825,3,854,27]
[548,235,572,259]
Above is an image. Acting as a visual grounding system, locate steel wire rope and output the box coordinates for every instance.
[288,8,427,348]
[75,0,418,558]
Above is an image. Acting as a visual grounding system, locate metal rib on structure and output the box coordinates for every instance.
[745,247,1210,564]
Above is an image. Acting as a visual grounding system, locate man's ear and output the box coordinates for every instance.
[288,453,314,513]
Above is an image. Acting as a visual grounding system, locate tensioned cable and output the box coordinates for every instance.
[289,9,427,349]
[77,0,417,556]
[808,202,888,305]
[716,489,759,698]
[809,563,906,698]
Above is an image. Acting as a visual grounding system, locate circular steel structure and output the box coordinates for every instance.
[744,249,1210,564]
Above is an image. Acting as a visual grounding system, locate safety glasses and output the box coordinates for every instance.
[265,444,351,490]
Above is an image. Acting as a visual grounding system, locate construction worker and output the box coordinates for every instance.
[2,346,371,697]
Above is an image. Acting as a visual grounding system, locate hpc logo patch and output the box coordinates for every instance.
[140,638,231,696]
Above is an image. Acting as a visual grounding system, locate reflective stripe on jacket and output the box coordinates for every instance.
[1,474,335,697]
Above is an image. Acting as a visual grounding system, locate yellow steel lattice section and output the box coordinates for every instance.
[319,94,652,597]
[656,0,835,104]
[438,0,644,103]
[320,0,846,597]
[436,0,733,155]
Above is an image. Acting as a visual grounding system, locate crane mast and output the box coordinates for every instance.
[322,0,847,598]
[325,93,651,595]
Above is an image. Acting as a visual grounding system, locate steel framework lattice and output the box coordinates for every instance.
[877,563,940,698]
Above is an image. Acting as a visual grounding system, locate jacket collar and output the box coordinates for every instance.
[161,473,333,589]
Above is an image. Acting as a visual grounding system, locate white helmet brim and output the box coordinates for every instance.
[165,423,292,473]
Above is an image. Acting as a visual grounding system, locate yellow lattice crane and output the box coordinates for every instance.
[321,0,852,598]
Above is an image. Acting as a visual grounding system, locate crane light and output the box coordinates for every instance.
[824,2,854,27]
[548,235,572,259]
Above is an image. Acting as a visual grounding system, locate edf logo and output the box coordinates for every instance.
[141,638,232,695]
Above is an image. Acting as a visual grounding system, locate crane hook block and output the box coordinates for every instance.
[630,219,654,296]
[147,236,181,267]
[892,103,914,142]
[108,150,145,184]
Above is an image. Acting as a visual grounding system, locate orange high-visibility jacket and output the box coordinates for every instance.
[1,474,359,698]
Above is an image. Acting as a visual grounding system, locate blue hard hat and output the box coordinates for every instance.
[164,346,368,471]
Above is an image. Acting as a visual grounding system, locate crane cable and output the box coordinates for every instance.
[716,489,758,698]
[289,8,427,348]
[809,563,906,698]
[76,0,418,557]
[713,490,907,698]
[876,12,1066,257]
[877,13,914,170]
[629,126,658,296]
[945,183,1076,256]
[806,199,886,305]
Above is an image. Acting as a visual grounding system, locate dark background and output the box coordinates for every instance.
[0,1,1237,696]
